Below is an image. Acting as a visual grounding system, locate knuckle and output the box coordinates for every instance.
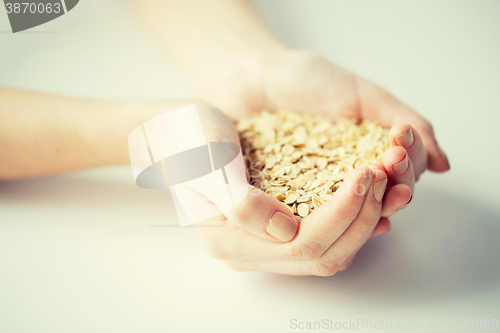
[291,240,325,260]
[312,259,341,277]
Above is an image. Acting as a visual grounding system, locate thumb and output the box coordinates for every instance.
[191,147,299,243]
[226,184,300,242]
[186,105,299,242]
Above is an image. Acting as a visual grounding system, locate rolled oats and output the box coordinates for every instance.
[238,110,389,217]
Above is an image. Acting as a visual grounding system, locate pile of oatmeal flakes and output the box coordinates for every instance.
[237,110,389,217]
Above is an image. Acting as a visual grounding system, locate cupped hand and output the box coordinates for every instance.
[196,163,390,276]
[177,103,390,275]
[202,50,450,218]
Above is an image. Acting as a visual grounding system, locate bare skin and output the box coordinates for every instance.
[0,89,207,179]
[128,0,449,274]
[1,0,450,276]
[0,90,395,276]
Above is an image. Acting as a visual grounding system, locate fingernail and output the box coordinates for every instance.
[373,178,388,202]
[396,129,414,147]
[399,195,412,210]
[393,154,408,174]
[357,169,373,195]
[266,211,298,242]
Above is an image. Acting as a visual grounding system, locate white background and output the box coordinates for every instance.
[1,1,499,332]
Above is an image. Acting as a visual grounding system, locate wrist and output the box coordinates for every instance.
[193,46,295,108]
[98,99,211,165]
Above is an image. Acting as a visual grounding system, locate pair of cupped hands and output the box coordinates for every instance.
[182,50,449,276]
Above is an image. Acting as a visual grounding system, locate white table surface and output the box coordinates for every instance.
[1,1,499,332]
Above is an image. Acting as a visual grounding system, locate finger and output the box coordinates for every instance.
[320,167,387,263]
[195,214,294,261]
[401,116,450,173]
[289,166,374,259]
[392,113,450,173]
[382,146,415,192]
[224,185,300,242]
[198,212,393,263]
[381,183,412,217]
[368,162,411,217]
[225,215,390,276]
[189,107,299,243]
[185,152,299,243]
[224,219,391,275]
[389,124,427,179]
[200,166,392,262]
[357,79,450,172]
[369,217,392,238]
[368,162,386,173]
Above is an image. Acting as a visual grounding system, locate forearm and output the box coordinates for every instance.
[0,88,188,180]
[128,0,287,95]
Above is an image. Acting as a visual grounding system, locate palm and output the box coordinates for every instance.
[254,52,434,178]
[260,52,361,120]
[208,50,447,191]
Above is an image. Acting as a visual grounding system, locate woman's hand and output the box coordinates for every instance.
[131,0,449,218]
[201,50,449,217]
[130,0,450,274]
[196,161,390,276]
[167,103,389,275]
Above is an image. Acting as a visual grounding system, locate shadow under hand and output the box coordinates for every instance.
[261,186,500,304]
